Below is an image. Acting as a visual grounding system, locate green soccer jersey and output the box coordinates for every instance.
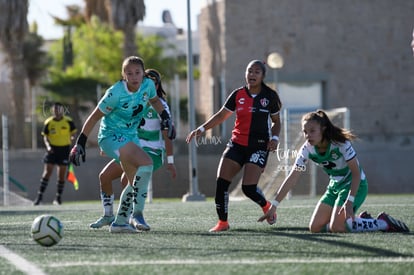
[294,140,366,186]
[137,98,171,150]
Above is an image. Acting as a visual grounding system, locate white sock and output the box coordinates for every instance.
[114,185,133,225]
[346,217,388,232]
[101,192,114,216]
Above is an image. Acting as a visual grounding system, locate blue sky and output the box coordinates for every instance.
[28,0,204,40]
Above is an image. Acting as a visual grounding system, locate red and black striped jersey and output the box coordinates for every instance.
[224,84,281,147]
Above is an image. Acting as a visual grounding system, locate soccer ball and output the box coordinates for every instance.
[31,214,64,247]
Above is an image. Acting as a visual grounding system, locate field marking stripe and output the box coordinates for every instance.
[0,245,46,275]
[48,257,414,267]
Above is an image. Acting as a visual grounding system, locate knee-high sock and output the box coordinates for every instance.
[241,184,267,207]
[101,192,114,217]
[346,217,388,232]
[114,185,134,225]
[56,180,65,198]
[37,178,49,196]
[215,178,231,221]
[132,165,153,217]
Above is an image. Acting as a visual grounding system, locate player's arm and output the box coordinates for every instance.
[186,106,232,143]
[43,135,52,152]
[68,119,77,142]
[79,107,105,137]
[149,96,164,114]
[162,130,177,179]
[70,107,104,166]
[268,112,281,151]
[149,96,175,140]
[339,157,361,218]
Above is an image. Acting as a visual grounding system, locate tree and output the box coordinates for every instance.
[23,22,52,149]
[24,23,51,88]
[0,0,29,148]
[84,0,110,23]
[51,4,85,71]
[108,0,145,57]
[44,16,124,127]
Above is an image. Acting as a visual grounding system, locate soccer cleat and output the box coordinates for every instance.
[262,201,277,225]
[53,197,62,205]
[89,215,115,229]
[129,214,151,231]
[33,196,42,206]
[358,211,373,219]
[209,220,230,232]
[377,212,410,233]
[109,223,138,233]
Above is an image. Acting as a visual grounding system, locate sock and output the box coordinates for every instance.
[56,180,65,199]
[346,217,388,232]
[101,192,114,216]
[132,165,153,217]
[114,185,134,225]
[37,178,49,196]
[241,184,267,207]
[215,178,231,221]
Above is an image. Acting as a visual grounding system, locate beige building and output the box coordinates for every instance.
[198,0,414,193]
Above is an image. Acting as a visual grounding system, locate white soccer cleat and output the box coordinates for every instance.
[89,215,115,229]
[109,223,138,233]
[129,214,151,231]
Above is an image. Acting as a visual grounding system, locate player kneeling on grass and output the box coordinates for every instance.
[258,110,409,233]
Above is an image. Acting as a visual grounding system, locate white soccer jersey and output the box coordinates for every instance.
[138,98,171,150]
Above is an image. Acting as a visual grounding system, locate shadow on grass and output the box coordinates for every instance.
[260,227,412,258]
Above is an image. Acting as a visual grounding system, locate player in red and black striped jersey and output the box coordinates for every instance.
[187,60,282,232]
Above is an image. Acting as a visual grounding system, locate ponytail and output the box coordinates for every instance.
[302,109,356,143]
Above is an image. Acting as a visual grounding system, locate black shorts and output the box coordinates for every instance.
[222,140,269,168]
[43,145,70,166]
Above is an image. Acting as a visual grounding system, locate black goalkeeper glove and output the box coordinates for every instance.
[159,110,176,140]
[69,133,87,166]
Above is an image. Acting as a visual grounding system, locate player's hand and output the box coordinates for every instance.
[257,204,277,222]
[186,127,204,143]
[167,163,177,179]
[338,200,354,220]
[69,144,85,166]
[267,139,279,152]
[69,133,87,166]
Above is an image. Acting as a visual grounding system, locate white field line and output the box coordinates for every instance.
[48,257,414,267]
[0,245,46,275]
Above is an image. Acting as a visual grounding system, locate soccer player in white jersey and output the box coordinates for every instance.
[259,110,409,233]
[89,69,176,231]
[69,56,175,233]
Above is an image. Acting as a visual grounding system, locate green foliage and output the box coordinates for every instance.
[46,17,123,90]
[23,31,51,86]
[136,33,179,80]
[72,17,124,83]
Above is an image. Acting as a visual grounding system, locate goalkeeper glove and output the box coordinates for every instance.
[69,133,87,166]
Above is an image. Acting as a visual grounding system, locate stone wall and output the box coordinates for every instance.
[199,0,414,192]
